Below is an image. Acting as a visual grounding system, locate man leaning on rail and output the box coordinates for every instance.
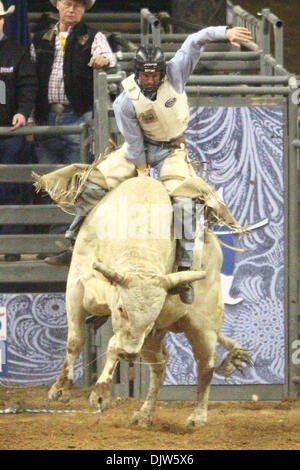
[29,0,116,165]
[34,24,252,304]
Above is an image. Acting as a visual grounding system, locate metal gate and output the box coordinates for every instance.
[87,6,299,400]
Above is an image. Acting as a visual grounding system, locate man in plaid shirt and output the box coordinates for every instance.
[30,0,116,164]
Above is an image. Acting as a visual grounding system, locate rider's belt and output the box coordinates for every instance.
[145,135,186,149]
[50,103,73,115]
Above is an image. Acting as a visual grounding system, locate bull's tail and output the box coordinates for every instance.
[215,333,253,377]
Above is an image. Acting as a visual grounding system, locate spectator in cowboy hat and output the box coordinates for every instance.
[0,1,37,261]
[30,0,116,165]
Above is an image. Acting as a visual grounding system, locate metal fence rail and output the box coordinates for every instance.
[91,65,299,400]
[140,7,161,46]
[230,4,285,76]
[0,123,89,283]
[28,11,142,34]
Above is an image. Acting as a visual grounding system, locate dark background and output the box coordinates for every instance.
[25,0,300,74]
[27,0,172,12]
[236,0,300,75]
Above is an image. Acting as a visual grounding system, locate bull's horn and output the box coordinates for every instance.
[162,270,206,290]
[93,261,126,285]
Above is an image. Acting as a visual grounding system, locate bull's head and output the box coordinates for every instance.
[93,261,205,361]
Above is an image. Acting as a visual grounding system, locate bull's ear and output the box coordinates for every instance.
[93,261,127,286]
[162,270,206,290]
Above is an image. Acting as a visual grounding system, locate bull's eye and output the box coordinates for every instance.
[118,306,128,320]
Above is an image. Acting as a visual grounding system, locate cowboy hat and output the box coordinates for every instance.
[50,0,96,10]
[0,1,15,17]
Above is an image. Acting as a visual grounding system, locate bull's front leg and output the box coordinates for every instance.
[184,328,218,427]
[48,281,86,401]
[130,330,168,428]
[49,287,86,403]
[89,334,119,410]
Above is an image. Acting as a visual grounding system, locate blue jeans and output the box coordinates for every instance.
[0,136,34,234]
[35,110,93,165]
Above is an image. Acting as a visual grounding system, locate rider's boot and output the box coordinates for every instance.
[44,215,85,266]
[44,182,108,267]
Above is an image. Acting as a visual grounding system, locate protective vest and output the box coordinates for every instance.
[122,74,190,142]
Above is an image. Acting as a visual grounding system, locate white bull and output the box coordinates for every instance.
[48,177,252,427]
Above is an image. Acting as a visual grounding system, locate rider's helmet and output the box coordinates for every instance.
[134,45,166,95]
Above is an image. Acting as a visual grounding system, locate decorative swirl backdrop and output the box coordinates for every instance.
[0,293,82,385]
[0,105,284,387]
[165,105,285,385]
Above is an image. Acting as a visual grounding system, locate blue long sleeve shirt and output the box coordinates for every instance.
[113,26,227,168]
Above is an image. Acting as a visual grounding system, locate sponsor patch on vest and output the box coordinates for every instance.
[165,97,176,108]
[0,67,13,74]
[139,109,158,124]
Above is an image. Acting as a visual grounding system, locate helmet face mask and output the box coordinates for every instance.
[134,46,166,96]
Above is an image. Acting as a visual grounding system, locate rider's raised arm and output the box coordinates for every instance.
[113,91,147,168]
[166,26,227,93]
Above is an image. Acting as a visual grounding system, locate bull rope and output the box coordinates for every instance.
[0,406,101,415]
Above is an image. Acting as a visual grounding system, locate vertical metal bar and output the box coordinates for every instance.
[118,361,131,397]
[79,122,90,163]
[133,359,141,398]
[152,22,161,47]
[260,9,272,76]
[286,82,299,399]
[93,70,110,157]
[140,9,148,46]
[93,68,100,157]
[140,8,161,47]
[231,7,237,27]
[273,23,284,68]
[83,325,95,387]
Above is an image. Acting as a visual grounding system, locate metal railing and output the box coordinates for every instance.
[230,4,286,76]
[0,123,90,283]
[88,5,299,398]
[28,11,141,33]
[140,7,161,46]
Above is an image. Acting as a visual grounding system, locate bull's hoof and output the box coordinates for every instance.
[185,412,207,427]
[89,385,111,410]
[48,385,71,403]
[129,411,153,428]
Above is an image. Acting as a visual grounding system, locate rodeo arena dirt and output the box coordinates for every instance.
[1,0,300,453]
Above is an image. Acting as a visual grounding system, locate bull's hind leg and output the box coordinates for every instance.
[49,285,86,402]
[130,330,168,428]
[184,326,218,427]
